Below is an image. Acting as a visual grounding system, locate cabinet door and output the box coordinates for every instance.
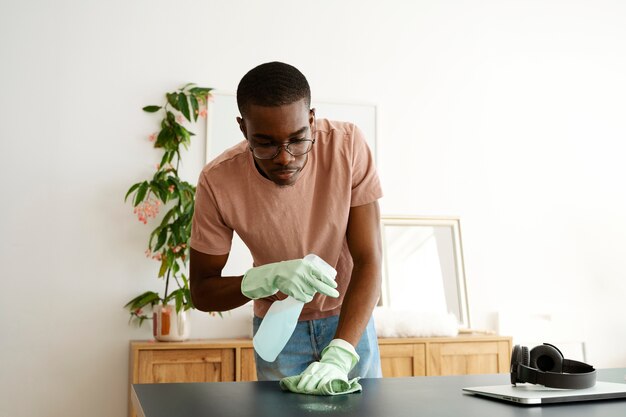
[137,348,236,383]
[427,341,510,376]
[240,348,258,381]
[379,344,426,377]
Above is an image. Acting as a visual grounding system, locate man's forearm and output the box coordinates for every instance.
[190,275,249,312]
[334,260,382,346]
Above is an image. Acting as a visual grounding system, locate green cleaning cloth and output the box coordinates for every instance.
[279,375,362,396]
[280,339,362,395]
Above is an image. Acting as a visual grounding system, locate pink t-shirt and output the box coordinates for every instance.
[190,118,382,320]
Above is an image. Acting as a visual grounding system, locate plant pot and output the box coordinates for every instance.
[153,304,190,342]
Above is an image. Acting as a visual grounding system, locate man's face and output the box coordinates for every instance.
[238,99,315,186]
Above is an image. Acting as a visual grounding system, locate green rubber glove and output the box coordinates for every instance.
[241,258,340,303]
[280,339,362,395]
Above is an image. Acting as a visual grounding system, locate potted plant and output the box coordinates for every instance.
[124,83,212,341]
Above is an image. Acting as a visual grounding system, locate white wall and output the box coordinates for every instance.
[2,1,626,416]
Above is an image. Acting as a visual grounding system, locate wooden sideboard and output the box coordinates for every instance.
[129,335,511,417]
[377,335,511,377]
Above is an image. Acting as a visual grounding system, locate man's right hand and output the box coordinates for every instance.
[241,258,340,303]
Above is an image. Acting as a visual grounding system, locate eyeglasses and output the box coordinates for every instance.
[248,118,317,160]
[249,139,315,160]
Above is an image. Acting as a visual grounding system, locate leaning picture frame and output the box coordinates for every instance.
[380,216,471,329]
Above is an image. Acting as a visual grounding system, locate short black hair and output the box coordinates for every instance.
[236,61,311,117]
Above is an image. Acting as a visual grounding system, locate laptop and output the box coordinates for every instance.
[462,381,626,404]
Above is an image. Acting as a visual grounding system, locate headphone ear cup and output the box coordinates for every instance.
[530,344,564,373]
[512,345,520,362]
[511,345,531,384]
[510,345,521,384]
[521,345,530,366]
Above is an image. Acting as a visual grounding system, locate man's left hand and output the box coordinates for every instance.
[280,339,360,394]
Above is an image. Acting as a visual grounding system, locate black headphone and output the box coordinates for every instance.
[510,343,596,389]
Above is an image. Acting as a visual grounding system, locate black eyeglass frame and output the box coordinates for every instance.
[248,116,317,160]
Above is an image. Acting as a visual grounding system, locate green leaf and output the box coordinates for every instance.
[149,183,161,199]
[190,87,213,96]
[166,93,180,111]
[149,179,167,203]
[134,182,149,207]
[177,93,191,122]
[142,105,161,113]
[158,257,168,277]
[159,208,176,228]
[167,150,175,164]
[155,228,168,252]
[175,290,183,313]
[180,82,196,91]
[124,291,161,310]
[157,187,168,203]
[148,225,162,248]
[166,250,175,267]
[169,222,181,246]
[152,170,166,182]
[190,95,199,122]
[155,127,174,149]
[125,183,141,202]
[159,151,171,170]
[183,288,194,309]
[173,122,191,141]
[174,123,192,150]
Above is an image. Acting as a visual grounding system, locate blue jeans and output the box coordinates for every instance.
[252,314,382,381]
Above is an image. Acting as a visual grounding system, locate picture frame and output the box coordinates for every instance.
[380,216,471,328]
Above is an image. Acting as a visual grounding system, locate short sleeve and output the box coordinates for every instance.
[190,170,234,254]
[350,125,383,207]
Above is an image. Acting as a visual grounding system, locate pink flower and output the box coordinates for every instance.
[198,108,208,118]
[168,185,175,193]
[148,133,157,142]
[134,198,161,223]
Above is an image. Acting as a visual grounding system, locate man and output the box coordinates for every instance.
[190,61,383,394]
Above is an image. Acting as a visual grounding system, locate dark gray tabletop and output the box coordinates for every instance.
[132,368,626,417]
